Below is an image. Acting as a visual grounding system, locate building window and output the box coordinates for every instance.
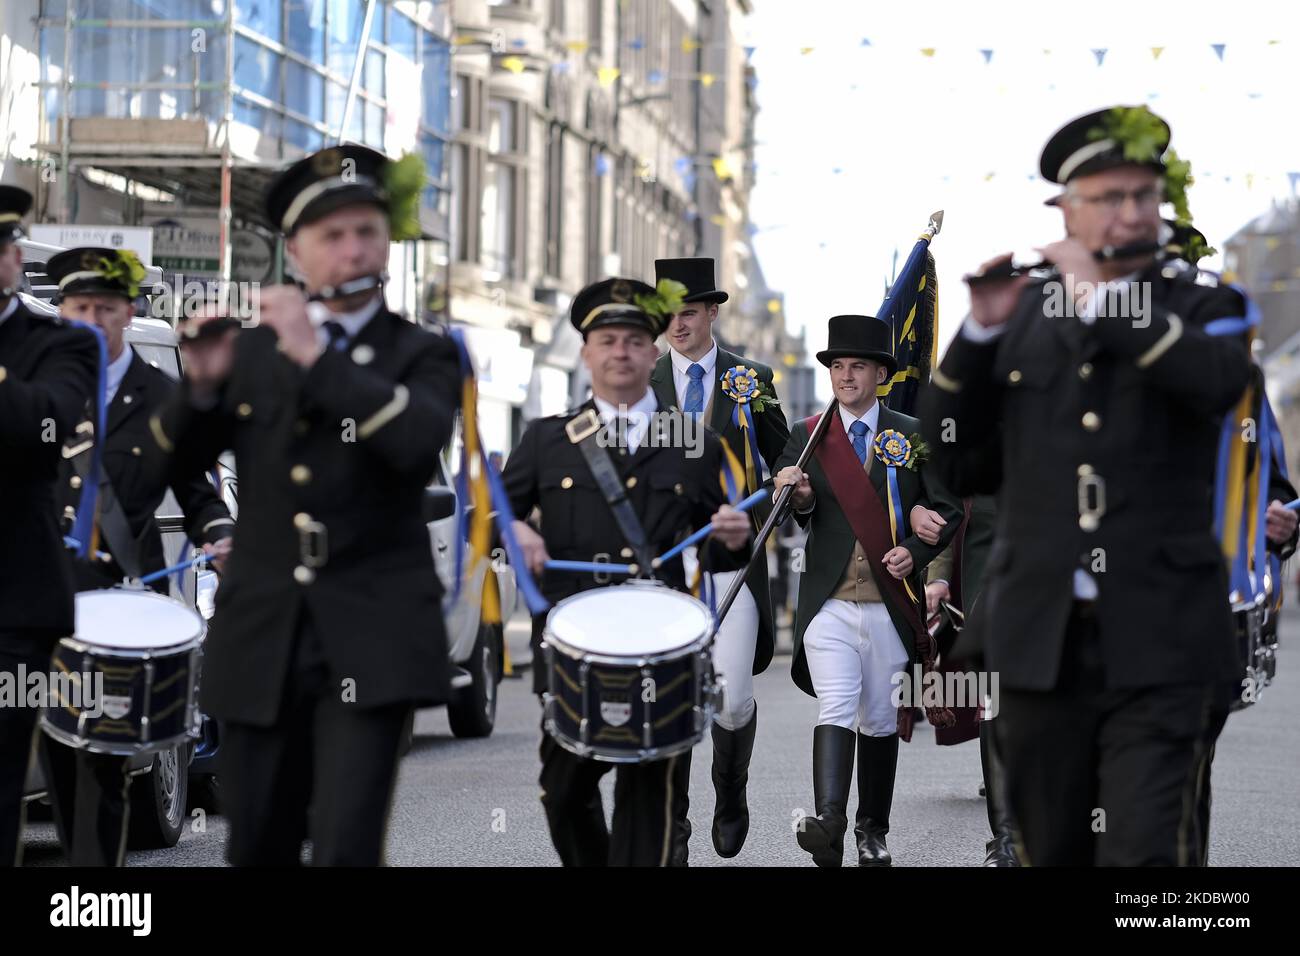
[544,123,564,279]
[588,0,603,56]
[586,144,604,283]
[482,97,526,279]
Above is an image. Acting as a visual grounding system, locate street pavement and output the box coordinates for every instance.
[20,605,1300,867]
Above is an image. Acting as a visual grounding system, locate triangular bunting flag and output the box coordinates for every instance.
[920,48,936,57]
[1212,43,1226,61]
[1092,48,1107,66]
[980,49,993,64]
[597,66,621,87]
[1151,46,1164,60]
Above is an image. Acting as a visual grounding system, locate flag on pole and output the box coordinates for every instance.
[878,231,939,416]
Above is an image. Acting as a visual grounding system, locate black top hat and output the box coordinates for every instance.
[654,257,729,304]
[266,144,391,236]
[0,185,32,245]
[1040,106,1170,189]
[46,247,142,300]
[570,277,668,338]
[816,315,897,375]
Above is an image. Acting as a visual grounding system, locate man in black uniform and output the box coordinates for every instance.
[921,105,1254,865]
[151,144,461,866]
[0,186,100,866]
[34,246,234,866]
[503,277,751,866]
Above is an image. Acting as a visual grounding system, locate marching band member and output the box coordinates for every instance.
[650,257,790,862]
[502,276,751,867]
[151,144,461,866]
[35,247,234,867]
[774,315,962,867]
[921,105,1254,865]
[0,187,100,866]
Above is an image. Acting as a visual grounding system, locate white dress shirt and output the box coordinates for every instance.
[105,344,134,405]
[593,387,658,453]
[0,297,17,327]
[795,401,881,516]
[668,340,718,412]
[310,293,382,349]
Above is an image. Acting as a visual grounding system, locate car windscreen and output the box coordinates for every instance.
[132,342,181,382]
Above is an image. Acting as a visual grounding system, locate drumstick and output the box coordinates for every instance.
[652,488,770,569]
[543,559,637,575]
[139,554,208,585]
[1284,498,1300,511]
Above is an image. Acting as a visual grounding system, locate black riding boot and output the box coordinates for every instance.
[854,732,898,866]
[710,707,758,858]
[980,720,1020,867]
[668,748,691,866]
[796,725,855,868]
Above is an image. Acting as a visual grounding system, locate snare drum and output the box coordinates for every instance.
[543,580,722,763]
[41,589,205,755]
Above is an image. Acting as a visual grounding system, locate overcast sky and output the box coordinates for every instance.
[742,0,1300,366]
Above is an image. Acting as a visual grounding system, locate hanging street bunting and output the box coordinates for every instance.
[1092,48,1107,65]
[1212,43,1226,60]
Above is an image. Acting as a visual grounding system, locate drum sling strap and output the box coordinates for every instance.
[565,408,654,574]
[70,436,146,579]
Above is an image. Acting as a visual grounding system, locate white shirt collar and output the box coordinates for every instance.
[669,340,718,379]
[105,344,134,404]
[312,293,383,340]
[593,387,659,423]
[0,297,18,326]
[838,400,880,436]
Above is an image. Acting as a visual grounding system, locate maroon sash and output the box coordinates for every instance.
[805,414,928,651]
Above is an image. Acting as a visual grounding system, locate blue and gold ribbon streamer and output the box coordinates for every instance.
[447,328,550,623]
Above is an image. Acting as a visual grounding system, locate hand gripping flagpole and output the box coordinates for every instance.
[710,210,945,626]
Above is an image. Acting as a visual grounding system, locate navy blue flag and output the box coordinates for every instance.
[879,236,938,416]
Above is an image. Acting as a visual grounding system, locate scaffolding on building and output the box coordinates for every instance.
[30,0,452,315]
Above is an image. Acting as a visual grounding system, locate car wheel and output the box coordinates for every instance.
[447,621,501,739]
[128,744,188,849]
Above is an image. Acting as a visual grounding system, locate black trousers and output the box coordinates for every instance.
[0,633,61,867]
[997,603,1214,866]
[1192,697,1232,866]
[38,739,131,866]
[538,713,680,867]
[219,613,410,866]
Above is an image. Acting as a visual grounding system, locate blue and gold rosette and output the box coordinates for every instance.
[873,428,919,602]
[720,365,769,499]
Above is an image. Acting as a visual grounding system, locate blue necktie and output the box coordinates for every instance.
[684,363,706,417]
[850,420,870,466]
[323,320,349,351]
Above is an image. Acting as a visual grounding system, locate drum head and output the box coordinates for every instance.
[548,585,710,656]
[74,589,204,650]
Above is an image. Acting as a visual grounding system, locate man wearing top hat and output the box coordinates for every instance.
[920,105,1256,865]
[502,276,751,866]
[0,186,101,866]
[30,246,234,867]
[649,256,789,862]
[773,315,961,867]
[151,144,461,865]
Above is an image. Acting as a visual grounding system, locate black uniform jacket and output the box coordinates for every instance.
[502,398,751,694]
[150,309,461,724]
[0,301,98,638]
[920,257,1254,692]
[59,349,233,591]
